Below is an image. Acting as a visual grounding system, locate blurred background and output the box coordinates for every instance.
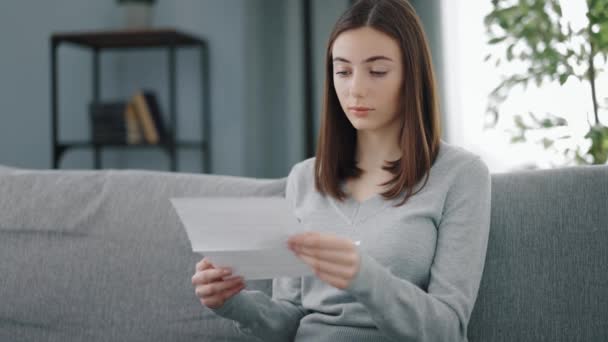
[0,0,606,177]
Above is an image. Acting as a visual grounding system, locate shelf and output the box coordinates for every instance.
[51,28,205,49]
[50,27,211,172]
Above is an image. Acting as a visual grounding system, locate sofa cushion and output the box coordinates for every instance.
[0,168,282,342]
[468,165,608,341]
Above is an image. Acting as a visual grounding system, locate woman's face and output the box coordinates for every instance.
[332,26,403,134]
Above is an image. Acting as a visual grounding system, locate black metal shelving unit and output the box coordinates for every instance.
[50,28,211,173]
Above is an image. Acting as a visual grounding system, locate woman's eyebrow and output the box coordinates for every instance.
[332,55,394,63]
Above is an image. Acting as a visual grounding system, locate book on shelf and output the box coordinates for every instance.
[89,101,144,145]
[142,91,168,143]
[89,101,129,144]
[124,103,143,144]
[88,89,169,146]
[130,90,169,144]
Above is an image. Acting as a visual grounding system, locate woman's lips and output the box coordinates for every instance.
[349,107,373,117]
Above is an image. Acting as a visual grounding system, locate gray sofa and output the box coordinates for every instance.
[1,164,607,341]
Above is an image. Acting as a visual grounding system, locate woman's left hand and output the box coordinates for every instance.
[287,232,360,289]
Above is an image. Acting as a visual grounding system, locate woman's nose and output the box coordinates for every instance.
[349,71,367,98]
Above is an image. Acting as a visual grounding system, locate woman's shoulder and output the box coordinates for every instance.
[286,156,315,189]
[286,142,489,198]
[285,157,316,207]
[287,157,315,181]
[434,140,488,175]
[420,140,490,195]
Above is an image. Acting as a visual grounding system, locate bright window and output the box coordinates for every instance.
[440,0,605,172]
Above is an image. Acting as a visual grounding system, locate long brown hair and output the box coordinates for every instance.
[314,0,442,207]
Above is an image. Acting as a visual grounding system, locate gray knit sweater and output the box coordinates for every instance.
[211,140,492,342]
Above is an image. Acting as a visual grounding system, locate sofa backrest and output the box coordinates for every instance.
[1,165,607,341]
[468,165,608,341]
[0,168,284,342]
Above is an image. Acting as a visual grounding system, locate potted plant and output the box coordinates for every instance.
[117,0,157,29]
[484,0,608,166]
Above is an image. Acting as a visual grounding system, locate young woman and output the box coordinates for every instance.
[192,0,491,341]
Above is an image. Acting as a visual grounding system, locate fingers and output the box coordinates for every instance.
[297,253,356,279]
[192,262,246,309]
[201,281,246,308]
[195,276,244,297]
[192,267,232,285]
[195,257,214,272]
[287,232,361,289]
[288,232,354,251]
[294,246,356,266]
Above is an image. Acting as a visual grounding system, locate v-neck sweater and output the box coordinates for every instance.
[211,140,492,342]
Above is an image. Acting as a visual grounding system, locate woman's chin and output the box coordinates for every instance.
[350,121,376,131]
[348,117,371,129]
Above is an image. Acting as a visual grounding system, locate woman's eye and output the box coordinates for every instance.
[370,71,387,76]
[334,70,386,77]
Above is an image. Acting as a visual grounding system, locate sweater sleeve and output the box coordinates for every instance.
[344,157,492,342]
[208,163,309,341]
[210,277,308,341]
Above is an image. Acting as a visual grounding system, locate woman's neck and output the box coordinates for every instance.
[355,131,401,172]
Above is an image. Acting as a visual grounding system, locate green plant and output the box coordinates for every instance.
[484,0,608,165]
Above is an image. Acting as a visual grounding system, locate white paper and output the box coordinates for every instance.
[170,196,313,280]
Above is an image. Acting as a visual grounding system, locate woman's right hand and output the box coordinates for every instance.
[192,257,246,309]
